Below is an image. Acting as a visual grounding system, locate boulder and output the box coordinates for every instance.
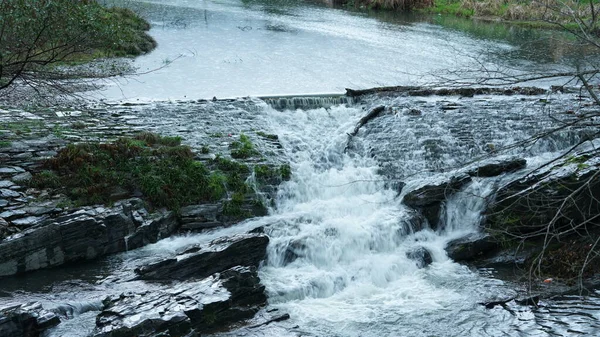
[402,174,471,229]
[406,247,433,268]
[468,158,527,177]
[0,302,61,337]
[0,199,178,276]
[484,152,600,236]
[94,266,267,337]
[445,233,500,262]
[135,233,269,281]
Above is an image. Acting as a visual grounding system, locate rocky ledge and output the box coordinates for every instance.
[95,266,266,337]
[0,198,176,277]
[93,231,271,336]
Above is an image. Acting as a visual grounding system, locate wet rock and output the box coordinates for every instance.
[403,108,422,116]
[446,233,500,262]
[0,167,25,175]
[11,216,48,228]
[0,302,61,337]
[0,200,7,207]
[94,266,266,337]
[468,158,527,177]
[406,247,433,268]
[135,233,269,281]
[0,209,27,220]
[0,189,20,199]
[0,199,179,276]
[0,180,14,188]
[179,204,223,231]
[484,151,600,236]
[282,239,307,265]
[402,174,471,229]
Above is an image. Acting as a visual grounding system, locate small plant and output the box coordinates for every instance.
[0,141,11,148]
[230,133,259,159]
[201,145,210,154]
[256,131,279,140]
[70,121,87,129]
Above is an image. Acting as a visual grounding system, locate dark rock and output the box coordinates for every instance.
[406,247,433,268]
[484,151,600,236]
[281,239,307,265]
[135,233,269,281]
[446,233,500,262]
[179,204,223,231]
[468,158,527,177]
[0,302,61,337]
[0,199,179,276]
[403,108,422,116]
[94,266,266,337]
[402,174,471,229]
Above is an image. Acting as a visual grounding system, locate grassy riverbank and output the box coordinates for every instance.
[351,0,600,30]
[0,0,156,91]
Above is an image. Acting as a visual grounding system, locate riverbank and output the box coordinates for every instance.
[346,0,598,31]
[0,1,156,100]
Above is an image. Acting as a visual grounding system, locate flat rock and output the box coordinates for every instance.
[0,180,14,188]
[0,302,61,337]
[11,172,32,183]
[135,233,269,281]
[94,266,267,337]
[0,167,25,175]
[11,216,47,228]
[0,189,20,198]
[0,199,179,276]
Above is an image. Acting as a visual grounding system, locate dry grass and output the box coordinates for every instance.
[460,0,596,22]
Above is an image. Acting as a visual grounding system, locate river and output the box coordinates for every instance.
[96,0,581,101]
[4,0,600,336]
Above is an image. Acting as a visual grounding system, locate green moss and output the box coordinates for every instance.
[230,133,259,159]
[256,131,279,140]
[30,132,225,211]
[254,164,292,182]
[201,145,210,154]
[0,141,11,148]
[424,0,473,17]
[222,192,251,217]
[280,164,292,180]
[1,120,44,135]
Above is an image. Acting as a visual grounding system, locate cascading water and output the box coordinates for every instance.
[239,102,519,336]
[4,96,600,337]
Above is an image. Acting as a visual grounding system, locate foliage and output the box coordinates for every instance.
[0,0,156,91]
[230,133,259,159]
[30,133,231,211]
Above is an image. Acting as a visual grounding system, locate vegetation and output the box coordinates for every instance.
[352,0,433,10]
[29,132,252,211]
[0,0,156,91]
[230,134,259,159]
[254,164,292,182]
